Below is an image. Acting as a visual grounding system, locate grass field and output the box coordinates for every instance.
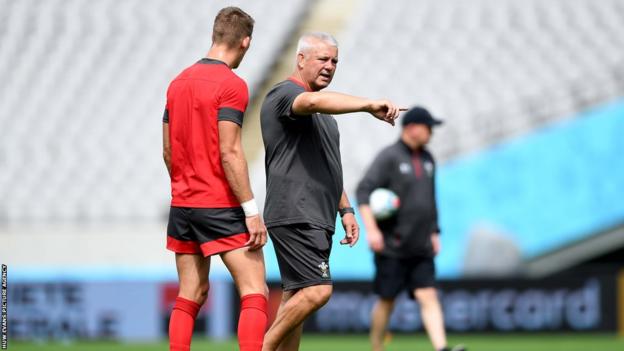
[8,333,624,351]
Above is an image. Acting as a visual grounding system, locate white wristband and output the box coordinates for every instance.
[241,199,259,217]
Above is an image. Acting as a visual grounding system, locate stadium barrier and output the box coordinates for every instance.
[298,276,615,333]
[7,279,232,341]
[6,272,622,341]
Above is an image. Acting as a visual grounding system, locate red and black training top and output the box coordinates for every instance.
[163,58,248,208]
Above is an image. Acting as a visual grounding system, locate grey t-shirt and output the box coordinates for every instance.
[261,79,343,231]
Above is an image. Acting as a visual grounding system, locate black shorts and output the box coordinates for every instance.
[373,254,436,299]
[269,224,333,291]
[166,206,249,257]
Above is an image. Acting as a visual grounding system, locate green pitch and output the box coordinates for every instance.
[9,333,624,351]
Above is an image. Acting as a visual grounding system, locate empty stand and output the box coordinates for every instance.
[331,0,624,192]
[0,0,309,222]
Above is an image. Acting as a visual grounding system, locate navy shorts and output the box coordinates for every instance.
[373,254,436,299]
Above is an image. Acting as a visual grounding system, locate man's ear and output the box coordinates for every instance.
[241,36,251,50]
[296,52,305,69]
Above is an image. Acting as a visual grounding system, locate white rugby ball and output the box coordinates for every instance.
[369,188,400,220]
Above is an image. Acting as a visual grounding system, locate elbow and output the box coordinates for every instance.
[304,95,320,111]
[220,146,240,164]
[294,93,321,115]
[163,148,171,164]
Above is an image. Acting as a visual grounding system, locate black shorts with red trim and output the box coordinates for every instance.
[166,206,249,257]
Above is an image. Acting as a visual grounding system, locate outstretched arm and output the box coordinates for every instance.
[219,120,267,250]
[292,91,404,125]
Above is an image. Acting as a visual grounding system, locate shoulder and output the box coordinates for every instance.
[269,80,304,96]
[421,148,436,163]
[169,63,195,85]
[222,72,248,90]
[371,144,400,165]
[381,143,403,157]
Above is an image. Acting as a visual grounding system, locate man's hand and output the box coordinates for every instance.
[366,227,384,252]
[245,215,267,251]
[431,232,441,256]
[340,213,359,247]
[367,100,404,126]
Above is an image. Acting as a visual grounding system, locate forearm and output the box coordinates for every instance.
[162,123,171,177]
[338,191,352,210]
[358,205,380,232]
[294,91,371,115]
[163,152,171,176]
[221,150,254,204]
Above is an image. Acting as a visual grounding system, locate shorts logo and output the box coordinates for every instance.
[318,261,329,278]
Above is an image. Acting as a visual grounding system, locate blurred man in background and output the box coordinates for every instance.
[162,7,268,351]
[357,107,465,351]
[260,32,403,351]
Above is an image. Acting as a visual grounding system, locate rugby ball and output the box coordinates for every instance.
[369,188,400,220]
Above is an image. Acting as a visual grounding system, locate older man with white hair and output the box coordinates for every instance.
[260,32,404,351]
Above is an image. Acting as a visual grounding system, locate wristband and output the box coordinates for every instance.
[241,199,259,217]
[339,207,355,217]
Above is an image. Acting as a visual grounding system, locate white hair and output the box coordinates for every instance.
[296,32,338,54]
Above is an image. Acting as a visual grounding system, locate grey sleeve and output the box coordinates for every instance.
[275,83,306,122]
[218,107,244,126]
[431,159,441,234]
[356,151,392,205]
[163,108,169,123]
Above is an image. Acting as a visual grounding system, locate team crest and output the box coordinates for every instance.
[399,162,411,174]
[423,161,434,176]
[318,261,329,278]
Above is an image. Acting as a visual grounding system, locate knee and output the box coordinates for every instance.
[413,287,438,304]
[196,281,210,305]
[378,298,396,310]
[180,281,210,306]
[303,285,333,309]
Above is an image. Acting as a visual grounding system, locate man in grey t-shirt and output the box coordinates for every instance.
[261,32,403,351]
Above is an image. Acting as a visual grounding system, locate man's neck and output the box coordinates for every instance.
[206,45,238,68]
[290,69,315,92]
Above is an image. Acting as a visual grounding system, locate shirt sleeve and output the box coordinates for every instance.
[275,82,306,123]
[162,108,169,123]
[356,150,393,205]
[218,77,249,126]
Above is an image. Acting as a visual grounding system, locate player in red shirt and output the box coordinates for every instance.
[162,7,268,351]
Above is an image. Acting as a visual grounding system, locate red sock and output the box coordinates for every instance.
[238,294,268,351]
[169,296,201,351]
